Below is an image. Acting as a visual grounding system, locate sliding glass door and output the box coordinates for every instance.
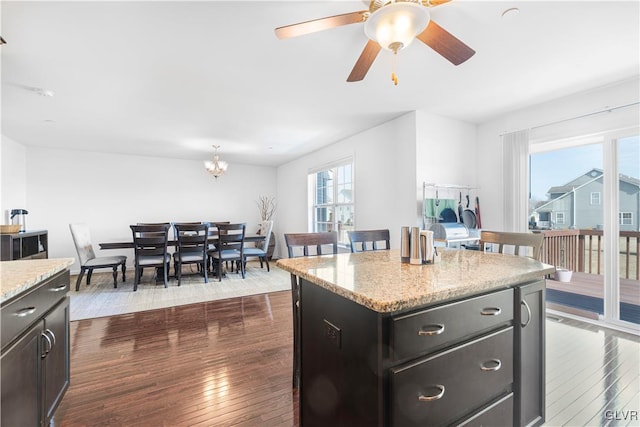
[616,135,639,325]
[530,131,639,328]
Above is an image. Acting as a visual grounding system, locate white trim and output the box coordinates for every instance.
[529,125,639,154]
[307,155,353,175]
[546,309,639,336]
[603,135,620,321]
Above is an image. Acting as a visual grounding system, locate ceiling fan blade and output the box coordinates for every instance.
[347,40,382,82]
[416,20,475,65]
[275,10,367,40]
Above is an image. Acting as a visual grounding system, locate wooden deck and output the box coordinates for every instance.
[546,272,640,305]
[546,272,640,322]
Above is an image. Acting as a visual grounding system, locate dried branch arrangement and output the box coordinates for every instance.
[256,195,277,221]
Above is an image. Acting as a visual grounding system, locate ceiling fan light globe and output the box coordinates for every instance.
[364,2,430,52]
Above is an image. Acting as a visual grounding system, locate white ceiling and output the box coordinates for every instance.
[2,1,639,167]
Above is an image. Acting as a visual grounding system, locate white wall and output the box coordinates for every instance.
[416,111,478,218]
[277,113,418,254]
[476,77,640,231]
[22,147,277,273]
[1,135,27,224]
[276,111,477,255]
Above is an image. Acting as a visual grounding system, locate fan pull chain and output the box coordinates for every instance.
[391,52,399,86]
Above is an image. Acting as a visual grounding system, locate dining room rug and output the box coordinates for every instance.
[69,261,291,321]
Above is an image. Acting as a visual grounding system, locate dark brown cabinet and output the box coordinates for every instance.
[1,270,70,427]
[0,230,48,261]
[299,278,545,427]
[515,280,546,427]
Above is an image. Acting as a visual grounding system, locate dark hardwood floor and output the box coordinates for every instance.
[53,290,639,426]
[53,291,299,426]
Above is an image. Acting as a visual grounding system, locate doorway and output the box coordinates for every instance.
[530,132,639,329]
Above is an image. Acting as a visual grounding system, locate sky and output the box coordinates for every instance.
[530,135,640,201]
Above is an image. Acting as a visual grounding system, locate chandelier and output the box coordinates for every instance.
[204,145,228,179]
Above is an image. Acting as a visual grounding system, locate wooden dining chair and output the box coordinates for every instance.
[208,223,246,281]
[479,230,544,260]
[69,223,127,291]
[347,229,390,253]
[284,231,339,258]
[130,224,171,290]
[284,231,338,388]
[172,223,209,286]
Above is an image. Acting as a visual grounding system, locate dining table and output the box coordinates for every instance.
[99,234,266,282]
[98,234,265,250]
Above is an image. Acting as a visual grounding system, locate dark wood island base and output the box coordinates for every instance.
[277,249,553,427]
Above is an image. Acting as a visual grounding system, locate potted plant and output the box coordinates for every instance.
[256,195,277,260]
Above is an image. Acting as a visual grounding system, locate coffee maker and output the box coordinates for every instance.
[10,209,28,232]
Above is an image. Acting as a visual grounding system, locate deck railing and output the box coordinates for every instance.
[539,229,640,280]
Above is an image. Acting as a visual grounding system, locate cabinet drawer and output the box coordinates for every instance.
[457,393,513,426]
[391,288,513,361]
[390,327,513,427]
[1,270,69,350]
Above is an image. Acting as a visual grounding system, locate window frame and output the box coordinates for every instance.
[590,191,601,205]
[308,158,355,246]
[555,211,565,225]
[619,212,633,226]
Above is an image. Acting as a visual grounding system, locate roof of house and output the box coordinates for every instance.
[536,168,639,213]
[547,168,639,195]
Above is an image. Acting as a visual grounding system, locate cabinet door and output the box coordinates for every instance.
[1,320,42,427]
[43,297,71,425]
[515,280,545,427]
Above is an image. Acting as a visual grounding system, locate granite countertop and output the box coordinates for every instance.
[1,258,75,304]
[276,249,555,313]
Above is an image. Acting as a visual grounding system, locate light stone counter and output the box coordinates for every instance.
[0,258,75,304]
[276,249,554,313]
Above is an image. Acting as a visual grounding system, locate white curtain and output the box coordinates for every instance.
[502,129,530,232]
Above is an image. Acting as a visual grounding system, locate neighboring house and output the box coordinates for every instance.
[532,168,640,231]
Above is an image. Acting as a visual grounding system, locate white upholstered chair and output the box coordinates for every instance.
[69,223,127,291]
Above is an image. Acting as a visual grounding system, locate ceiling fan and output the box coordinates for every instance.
[275,0,475,84]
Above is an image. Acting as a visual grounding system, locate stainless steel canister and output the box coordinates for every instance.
[420,230,434,263]
[400,226,410,263]
[410,226,422,265]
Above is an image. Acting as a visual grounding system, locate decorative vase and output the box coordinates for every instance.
[554,268,573,283]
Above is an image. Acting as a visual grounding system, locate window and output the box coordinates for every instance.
[619,212,633,226]
[555,212,565,225]
[590,192,601,205]
[309,161,354,245]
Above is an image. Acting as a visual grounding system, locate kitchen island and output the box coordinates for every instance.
[1,258,74,427]
[277,249,554,427]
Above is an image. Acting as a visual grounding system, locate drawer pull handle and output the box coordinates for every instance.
[480,359,502,372]
[418,324,445,336]
[481,307,501,316]
[50,284,68,292]
[14,307,36,317]
[418,385,445,402]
